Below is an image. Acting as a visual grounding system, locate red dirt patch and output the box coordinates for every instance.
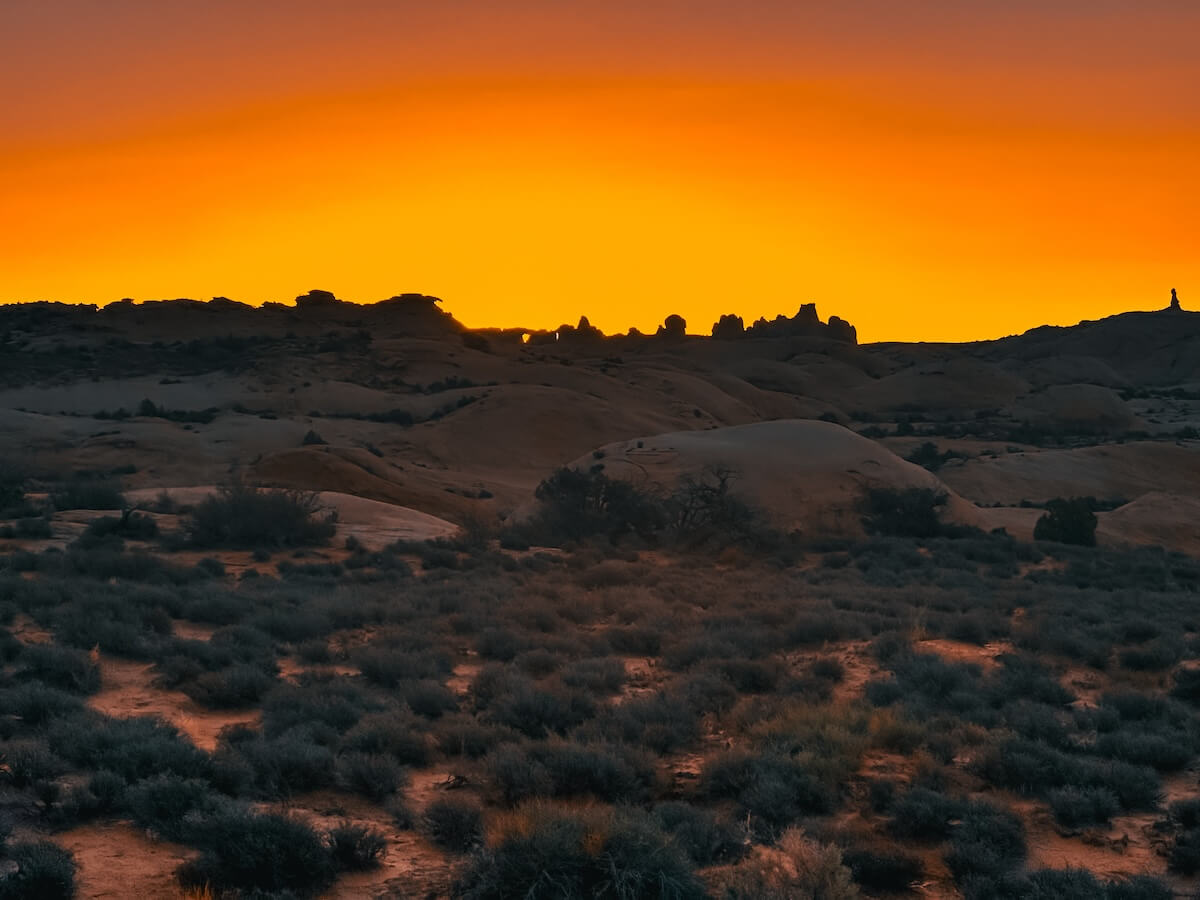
[917,638,1014,671]
[57,822,194,899]
[277,655,359,683]
[447,661,480,698]
[615,657,659,704]
[87,655,259,752]
[1062,664,1108,709]
[171,619,217,642]
[263,786,456,899]
[10,613,52,645]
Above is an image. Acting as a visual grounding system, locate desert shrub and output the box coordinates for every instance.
[653,802,746,866]
[4,517,53,540]
[399,680,459,719]
[664,465,767,547]
[888,788,965,840]
[49,771,125,829]
[742,704,870,787]
[488,741,653,805]
[454,804,705,900]
[14,644,100,694]
[249,606,332,642]
[515,648,563,678]
[61,547,184,583]
[182,664,275,709]
[530,466,667,543]
[786,608,868,646]
[862,487,947,538]
[1034,498,1098,547]
[946,610,1006,645]
[261,677,386,736]
[416,545,459,570]
[135,400,218,423]
[584,691,700,753]
[341,713,430,766]
[1093,760,1164,811]
[713,658,783,693]
[944,802,1026,883]
[1170,666,1200,704]
[185,483,336,549]
[1048,786,1121,828]
[0,841,77,900]
[0,463,27,510]
[906,441,963,472]
[1169,824,1200,874]
[810,656,846,683]
[1094,731,1192,772]
[225,731,336,797]
[867,778,898,813]
[973,738,1161,811]
[841,846,923,892]
[1097,690,1188,724]
[1104,876,1173,900]
[675,671,739,715]
[1169,797,1200,829]
[606,624,663,655]
[327,821,386,871]
[272,558,343,579]
[52,479,124,510]
[1022,868,1103,898]
[869,631,912,664]
[81,512,158,542]
[868,652,982,714]
[424,797,484,853]
[355,646,452,687]
[469,663,523,711]
[998,701,1073,748]
[86,770,126,809]
[179,588,245,625]
[334,751,406,800]
[180,809,336,896]
[49,714,208,782]
[984,655,1074,708]
[125,774,223,842]
[1118,639,1182,672]
[577,560,641,589]
[1,740,67,787]
[702,751,834,839]
[709,828,859,900]
[560,656,626,695]
[435,717,519,759]
[296,636,332,663]
[487,682,595,739]
[0,682,84,726]
[475,627,526,662]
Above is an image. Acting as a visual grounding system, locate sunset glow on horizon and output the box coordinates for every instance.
[3,1,1197,342]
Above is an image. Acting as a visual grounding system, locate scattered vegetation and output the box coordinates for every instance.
[1034,497,1099,546]
[1,458,1198,897]
[184,483,337,549]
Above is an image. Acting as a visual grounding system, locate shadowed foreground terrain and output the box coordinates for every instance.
[0,293,1199,898]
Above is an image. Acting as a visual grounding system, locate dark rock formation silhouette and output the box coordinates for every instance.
[827,315,858,344]
[294,289,342,309]
[570,316,602,340]
[1170,288,1182,311]
[711,314,745,339]
[741,304,857,343]
[0,292,862,346]
[657,314,687,338]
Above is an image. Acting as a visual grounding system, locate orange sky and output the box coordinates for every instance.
[2,2,1197,342]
